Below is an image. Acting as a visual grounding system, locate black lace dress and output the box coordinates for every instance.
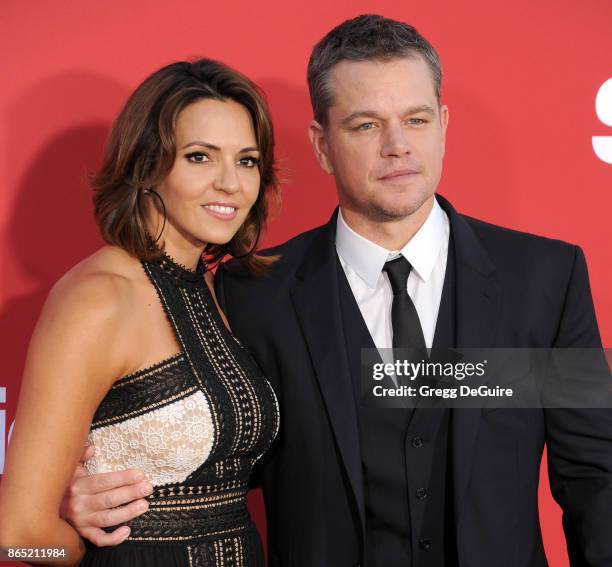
[80,254,279,567]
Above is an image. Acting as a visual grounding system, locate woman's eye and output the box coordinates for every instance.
[186,152,209,163]
[239,156,259,168]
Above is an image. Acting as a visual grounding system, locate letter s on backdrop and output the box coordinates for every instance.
[593,78,612,164]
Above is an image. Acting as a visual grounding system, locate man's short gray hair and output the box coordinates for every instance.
[307,14,442,125]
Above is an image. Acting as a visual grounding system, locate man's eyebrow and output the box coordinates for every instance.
[340,111,383,126]
[340,105,437,126]
[180,141,259,152]
[404,104,436,116]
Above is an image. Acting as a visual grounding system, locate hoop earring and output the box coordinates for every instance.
[143,187,167,244]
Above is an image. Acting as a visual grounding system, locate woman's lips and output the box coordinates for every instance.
[201,203,238,220]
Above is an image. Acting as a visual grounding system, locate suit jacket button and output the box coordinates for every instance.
[411,436,423,448]
[419,538,432,550]
[416,487,428,500]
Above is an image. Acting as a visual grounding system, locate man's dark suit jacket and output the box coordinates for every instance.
[215,195,612,567]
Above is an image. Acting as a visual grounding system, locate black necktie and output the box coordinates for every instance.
[383,256,427,350]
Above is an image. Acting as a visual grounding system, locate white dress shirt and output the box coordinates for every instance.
[335,197,450,352]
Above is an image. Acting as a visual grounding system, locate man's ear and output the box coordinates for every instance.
[439,104,449,158]
[308,120,334,175]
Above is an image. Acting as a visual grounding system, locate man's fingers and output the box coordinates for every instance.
[79,525,131,547]
[87,498,150,528]
[90,482,153,512]
[70,469,146,496]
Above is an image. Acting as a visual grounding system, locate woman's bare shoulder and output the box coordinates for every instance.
[45,245,147,322]
[26,246,147,391]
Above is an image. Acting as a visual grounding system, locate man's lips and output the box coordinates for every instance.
[378,168,420,181]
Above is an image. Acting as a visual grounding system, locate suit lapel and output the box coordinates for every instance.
[289,211,366,535]
[437,195,501,530]
[287,197,501,540]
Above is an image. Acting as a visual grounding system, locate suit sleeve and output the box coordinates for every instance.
[545,246,612,566]
[552,246,602,349]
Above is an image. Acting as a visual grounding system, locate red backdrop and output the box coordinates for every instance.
[1,1,611,565]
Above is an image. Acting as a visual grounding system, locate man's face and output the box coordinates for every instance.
[311,56,448,223]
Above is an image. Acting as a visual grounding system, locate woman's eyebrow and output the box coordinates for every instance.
[180,141,259,152]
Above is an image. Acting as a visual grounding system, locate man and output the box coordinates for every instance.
[62,15,612,566]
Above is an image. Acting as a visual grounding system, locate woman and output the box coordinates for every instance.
[0,59,280,566]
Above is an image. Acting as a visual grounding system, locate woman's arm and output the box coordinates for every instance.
[0,271,130,565]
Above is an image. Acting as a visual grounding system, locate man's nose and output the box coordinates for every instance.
[380,123,412,158]
[213,162,241,193]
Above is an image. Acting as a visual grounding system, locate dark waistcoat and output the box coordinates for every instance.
[336,235,458,567]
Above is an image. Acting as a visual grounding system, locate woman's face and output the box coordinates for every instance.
[151,98,261,249]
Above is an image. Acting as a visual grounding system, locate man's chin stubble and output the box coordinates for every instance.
[368,197,431,222]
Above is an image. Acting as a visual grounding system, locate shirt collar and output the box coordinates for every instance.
[335,196,449,288]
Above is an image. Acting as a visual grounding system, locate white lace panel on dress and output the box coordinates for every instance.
[85,391,214,486]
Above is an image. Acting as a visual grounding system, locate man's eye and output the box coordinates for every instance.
[357,122,376,131]
[239,156,260,168]
[186,152,209,163]
[408,118,427,125]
